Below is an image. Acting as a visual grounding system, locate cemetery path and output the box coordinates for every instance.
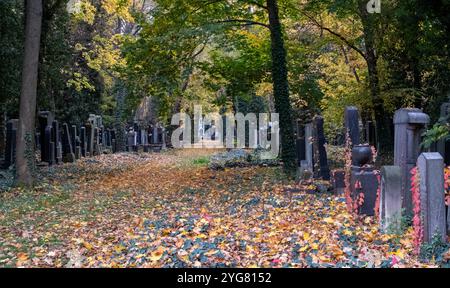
[0,151,440,267]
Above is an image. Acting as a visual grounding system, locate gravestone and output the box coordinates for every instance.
[297,122,313,172]
[417,153,446,243]
[365,121,377,147]
[4,119,18,168]
[38,111,54,162]
[80,126,87,157]
[85,122,95,157]
[61,123,75,163]
[394,108,430,215]
[379,166,402,233]
[52,120,62,164]
[45,126,55,165]
[331,170,345,195]
[436,97,450,165]
[350,145,379,216]
[71,125,80,160]
[153,126,159,144]
[127,130,136,152]
[344,106,360,146]
[313,116,330,180]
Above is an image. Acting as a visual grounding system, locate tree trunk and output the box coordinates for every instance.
[266,0,297,174]
[15,0,43,186]
[359,2,393,153]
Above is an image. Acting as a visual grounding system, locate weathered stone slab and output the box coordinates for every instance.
[62,123,75,163]
[417,153,446,243]
[380,166,402,233]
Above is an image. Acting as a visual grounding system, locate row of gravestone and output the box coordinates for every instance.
[1,112,167,169]
[331,106,449,243]
[296,116,330,180]
[126,123,167,153]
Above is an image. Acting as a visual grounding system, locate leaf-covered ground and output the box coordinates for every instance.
[0,150,448,267]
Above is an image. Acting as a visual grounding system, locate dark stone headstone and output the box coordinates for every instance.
[52,120,62,164]
[44,126,54,165]
[296,121,306,167]
[38,111,54,162]
[85,123,94,157]
[344,106,360,146]
[61,123,75,163]
[331,170,345,195]
[365,121,377,147]
[313,116,330,180]
[4,119,18,168]
[80,126,87,157]
[379,166,402,233]
[70,125,78,150]
[394,108,429,215]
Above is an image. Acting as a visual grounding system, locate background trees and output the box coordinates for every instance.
[1,0,450,180]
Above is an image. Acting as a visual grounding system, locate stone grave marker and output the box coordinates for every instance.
[80,126,87,157]
[344,106,360,146]
[38,111,54,163]
[313,116,330,180]
[417,153,446,243]
[379,166,402,233]
[52,120,62,164]
[4,119,18,168]
[62,123,75,163]
[394,108,429,215]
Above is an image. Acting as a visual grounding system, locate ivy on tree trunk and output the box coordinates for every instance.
[266,0,297,175]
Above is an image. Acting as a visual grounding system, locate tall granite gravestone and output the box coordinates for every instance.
[86,116,96,157]
[4,119,18,168]
[80,126,87,157]
[61,123,75,163]
[38,111,54,163]
[365,121,377,147]
[153,126,159,144]
[379,166,402,233]
[296,121,306,167]
[313,116,330,180]
[344,106,360,146]
[296,121,314,173]
[45,126,55,165]
[71,125,81,159]
[394,108,430,215]
[52,120,63,164]
[417,153,446,243]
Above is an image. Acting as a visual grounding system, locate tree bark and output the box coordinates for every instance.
[266,0,297,174]
[16,0,43,186]
[359,2,393,153]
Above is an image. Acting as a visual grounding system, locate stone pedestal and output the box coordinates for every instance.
[394,108,429,216]
[351,166,379,216]
[380,166,402,233]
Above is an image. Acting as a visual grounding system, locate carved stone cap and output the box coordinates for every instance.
[393,108,430,125]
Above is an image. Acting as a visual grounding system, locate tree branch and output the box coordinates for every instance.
[213,19,270,29]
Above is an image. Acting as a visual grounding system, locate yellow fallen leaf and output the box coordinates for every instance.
[299,245,309,252]
[83,241,93,250]
[149,246,165,261]
[323,217,334,224]
[303,232,310,241]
